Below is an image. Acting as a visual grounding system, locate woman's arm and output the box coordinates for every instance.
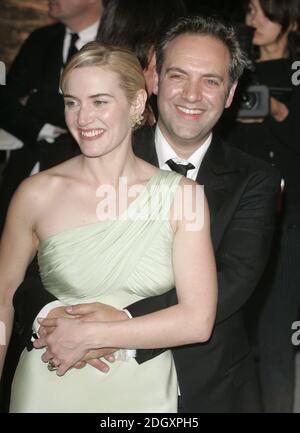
[37,179,218,376]
[0,179,39,378]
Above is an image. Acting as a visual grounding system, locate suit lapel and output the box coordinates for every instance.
[133,126,158,166]
[42,24,65,88]
[133,128,240,248]
[197,135,240,248]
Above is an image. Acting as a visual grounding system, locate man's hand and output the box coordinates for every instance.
[38,302,129,373]
[65,302,129,322]
[74,349,117,373]
[65,302,129,373]
[65,303,129,372]
[38,306,76,338]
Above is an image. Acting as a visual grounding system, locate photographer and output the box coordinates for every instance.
[226,0,300,413]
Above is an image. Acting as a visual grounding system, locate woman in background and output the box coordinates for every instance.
[228,0,300,413]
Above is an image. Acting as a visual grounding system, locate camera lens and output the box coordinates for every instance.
[240,91,257,110]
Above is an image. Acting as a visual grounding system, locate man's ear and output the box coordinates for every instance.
[225,81,238,109]
[153,70,159,96]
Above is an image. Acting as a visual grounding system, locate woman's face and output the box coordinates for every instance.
[63,65,139,158]
[246,0,285,49]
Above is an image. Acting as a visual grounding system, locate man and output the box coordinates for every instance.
[13,16,279,412]
[0,0,105,232]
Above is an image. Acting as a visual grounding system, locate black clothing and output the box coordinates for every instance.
[12,128,279,412]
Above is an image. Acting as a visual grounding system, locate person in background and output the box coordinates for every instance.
[96,0,187,119]
[226,0,300,413]
[0,0,105,233]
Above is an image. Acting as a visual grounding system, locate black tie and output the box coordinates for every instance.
[65,33,79,64]
[166,159,195,177]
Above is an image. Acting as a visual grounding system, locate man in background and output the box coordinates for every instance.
[0,0,105,233]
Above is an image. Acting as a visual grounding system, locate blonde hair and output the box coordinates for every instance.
[60,42,151,126]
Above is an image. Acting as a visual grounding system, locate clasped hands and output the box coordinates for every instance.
[33,302,128,376]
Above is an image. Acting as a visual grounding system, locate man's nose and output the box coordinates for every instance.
[182,79,203,102]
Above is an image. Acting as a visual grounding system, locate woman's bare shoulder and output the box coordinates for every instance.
[12,157,79,208]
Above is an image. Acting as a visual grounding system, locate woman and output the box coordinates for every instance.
[228,0,300,413]
[0,42,217,413]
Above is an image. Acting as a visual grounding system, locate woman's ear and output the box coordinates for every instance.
[131,89,148,117]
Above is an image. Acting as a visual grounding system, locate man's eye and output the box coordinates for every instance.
[170,74,183,80]
[206,79,219,87]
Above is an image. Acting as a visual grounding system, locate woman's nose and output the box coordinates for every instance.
[77,105,93,126]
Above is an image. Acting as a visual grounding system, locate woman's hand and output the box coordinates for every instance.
[270,97,289,122]
[34,317,94,376]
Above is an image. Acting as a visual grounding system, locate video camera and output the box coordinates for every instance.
[234,24,292,118]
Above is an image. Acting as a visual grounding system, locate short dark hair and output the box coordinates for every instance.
[97,0,186,70]
[247,0,300,59]
[156,15,248,85]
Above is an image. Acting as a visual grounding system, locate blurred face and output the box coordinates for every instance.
[246,0,284,48]
[154,34,237,151]
[48,0,97,21]
[63,66,138,158]
[143,48,156,96]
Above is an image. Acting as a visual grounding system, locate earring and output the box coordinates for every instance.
[131,113,144,129]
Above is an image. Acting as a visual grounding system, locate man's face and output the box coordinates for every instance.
[155,34,237,153]
[48,0,98,21]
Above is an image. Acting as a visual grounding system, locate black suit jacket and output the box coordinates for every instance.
[12,127,280,412]
[1,23,67,144]
[0,23,81,232]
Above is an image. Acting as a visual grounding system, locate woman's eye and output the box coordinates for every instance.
[65,100,78,108]
[246,5,255,16]
[94,100,108,106]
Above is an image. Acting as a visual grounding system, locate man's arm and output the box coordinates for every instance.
[13,269,57,348]
[127,166,280,363]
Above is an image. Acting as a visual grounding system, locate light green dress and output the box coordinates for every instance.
[10,170,182,413]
